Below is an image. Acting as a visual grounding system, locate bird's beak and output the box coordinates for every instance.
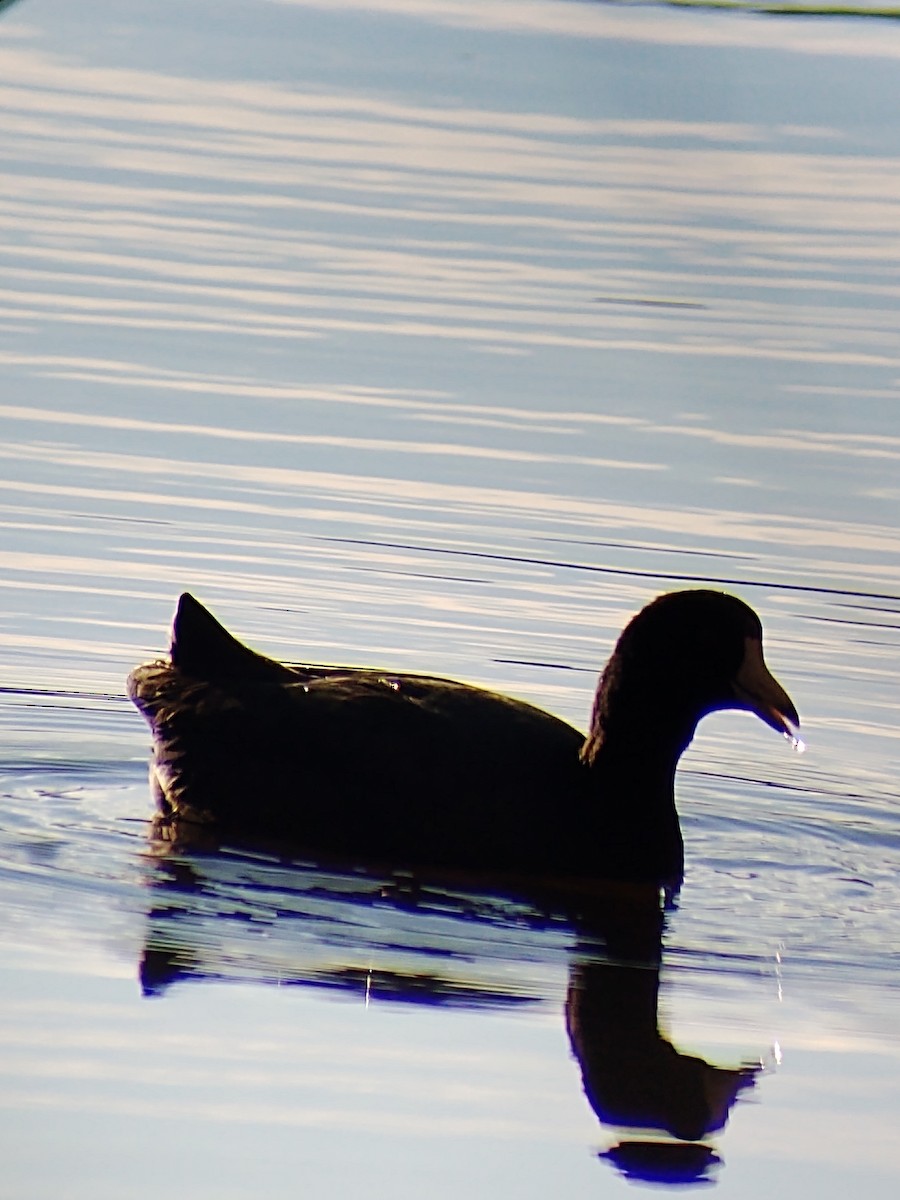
[732,637,800,738]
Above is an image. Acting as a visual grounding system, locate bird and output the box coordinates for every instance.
[128,589,798,889]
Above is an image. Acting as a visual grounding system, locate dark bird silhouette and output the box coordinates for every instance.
[128,589,798,888]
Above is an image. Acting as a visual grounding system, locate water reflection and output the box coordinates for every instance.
[141,847,758,1184]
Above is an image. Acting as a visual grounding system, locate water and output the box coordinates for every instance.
[1,0,899,1195]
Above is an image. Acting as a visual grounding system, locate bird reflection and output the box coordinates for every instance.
[565,936,755,1177]
[139,836,759,1185]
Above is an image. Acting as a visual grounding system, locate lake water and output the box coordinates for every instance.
[1,0,899,1195]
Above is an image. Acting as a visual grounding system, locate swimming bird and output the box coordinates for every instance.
[128,589,798,888]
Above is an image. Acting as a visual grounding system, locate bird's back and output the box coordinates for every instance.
[127,595,590,870]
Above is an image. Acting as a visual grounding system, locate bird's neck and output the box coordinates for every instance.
[579,710,694,889]
[581,701,697,785]
[584,654,704,767]
[581,733,681,820]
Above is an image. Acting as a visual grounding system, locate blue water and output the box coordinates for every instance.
[1,0,899,1195]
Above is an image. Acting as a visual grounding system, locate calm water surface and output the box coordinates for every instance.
[1,0,899,1196]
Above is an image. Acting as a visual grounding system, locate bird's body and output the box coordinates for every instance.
[128,589,798,888]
